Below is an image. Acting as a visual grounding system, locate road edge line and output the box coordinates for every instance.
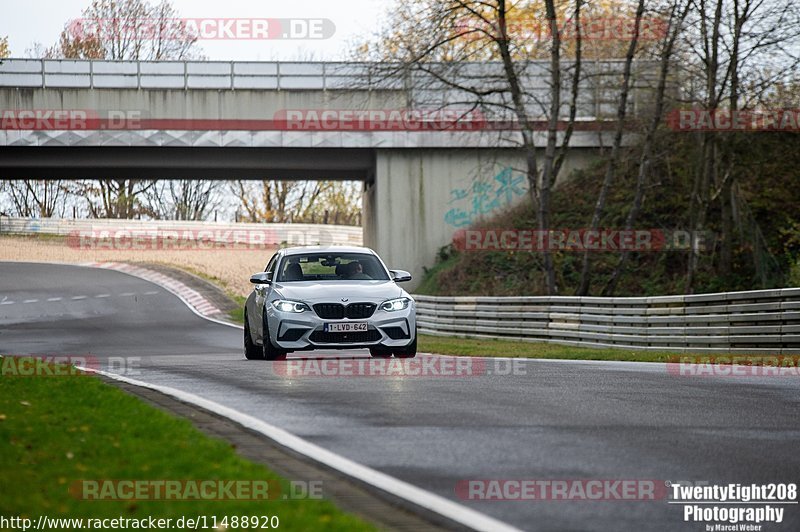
[81,367,521,532]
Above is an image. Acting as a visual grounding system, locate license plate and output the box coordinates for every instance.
[324,322,368,333]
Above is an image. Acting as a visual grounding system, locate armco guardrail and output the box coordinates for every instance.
[0,58,661,119]
[414,291,800,353]
[0,216,363,247]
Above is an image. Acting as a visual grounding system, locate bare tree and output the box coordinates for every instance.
[53,0,202,60]
[143,180,224,220]
[358,0,590,294]
[575,0,646,295]
[231,180,362,225]
[681,0,800,291]
[72,179,156,219]
[603,0,691,296]
[33,0,204,221]
[2,181,69,217]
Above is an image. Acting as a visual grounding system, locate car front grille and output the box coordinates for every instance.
[309,330,382,344]
[313,303,376,319]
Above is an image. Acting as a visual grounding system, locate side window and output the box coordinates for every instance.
[264,254,278,275]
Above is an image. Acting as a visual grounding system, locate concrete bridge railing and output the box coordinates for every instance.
[414,291,800,353]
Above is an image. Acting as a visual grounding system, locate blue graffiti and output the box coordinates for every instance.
[443,167,527,228]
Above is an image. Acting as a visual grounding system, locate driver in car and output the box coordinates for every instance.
[344,261,370,280]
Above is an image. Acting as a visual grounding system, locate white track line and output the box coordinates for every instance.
[82,367,520,532]
[73,262,521,531]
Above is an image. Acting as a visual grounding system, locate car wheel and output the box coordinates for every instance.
[262,313,287,361]
[244,309,263,360]
[394,333,417,358]
[369,347,392,358]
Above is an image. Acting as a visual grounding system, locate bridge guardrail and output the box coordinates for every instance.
[0,59,374,91]
[0,58,662,119]
[0,216,363,247]
[413,292,800,353]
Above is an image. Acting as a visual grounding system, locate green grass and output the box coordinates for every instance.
[418,334,678,362]
[414,254,460,295]
[0,360,374,531]
[228,295,246,324]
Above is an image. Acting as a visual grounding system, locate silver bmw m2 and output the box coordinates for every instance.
[244,246,416,360]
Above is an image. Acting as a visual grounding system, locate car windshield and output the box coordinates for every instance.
[276,252,390,282]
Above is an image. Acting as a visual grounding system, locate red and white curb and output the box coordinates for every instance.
[80,262,222,318]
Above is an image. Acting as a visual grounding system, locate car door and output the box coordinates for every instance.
[252,252,279,341]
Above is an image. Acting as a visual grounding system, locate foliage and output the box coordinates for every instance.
[0,36,10,58]
[419,129,800,296]
[231,181,362,226]
[49,0,202,60]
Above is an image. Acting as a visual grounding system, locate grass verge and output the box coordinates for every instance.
[418,334,677,362]
[228,295,246,324]
[0,360,373,531]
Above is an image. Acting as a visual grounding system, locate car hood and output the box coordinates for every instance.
[273,281,406,304]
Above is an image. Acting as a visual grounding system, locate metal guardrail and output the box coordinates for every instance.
[0,216,363,247]
[0,58,661,119]
[0,59,376,91]
[415,292,800,353]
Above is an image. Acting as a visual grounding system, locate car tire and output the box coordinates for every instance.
[262,312,287,361]
[394,333,417,358]
[369,347,392,358]
[244,309,263,360]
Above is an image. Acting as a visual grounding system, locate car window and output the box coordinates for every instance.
[276,253,390,282]
[264,253,278,275]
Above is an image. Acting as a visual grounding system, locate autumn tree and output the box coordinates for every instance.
[357,0,592,294]
[231,181,361,226]
[680,0,800,291]
[54,0,201,60]
[2,181,70,218]
[42,0,204,219]
[143,180,225,221]
[0,36,10,58]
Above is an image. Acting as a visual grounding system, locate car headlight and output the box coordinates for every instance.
[380,297,410,312]
[271,299,310,313]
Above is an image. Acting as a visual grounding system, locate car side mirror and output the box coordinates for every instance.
[389,269,412,282]
[250,272,273,284]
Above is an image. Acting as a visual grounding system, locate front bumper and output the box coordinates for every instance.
[264,303,416,351]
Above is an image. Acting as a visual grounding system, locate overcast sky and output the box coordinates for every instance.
[2,0,395,60]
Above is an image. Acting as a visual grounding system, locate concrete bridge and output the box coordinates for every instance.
[0,59,654,287]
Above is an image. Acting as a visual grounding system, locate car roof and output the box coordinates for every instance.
[279,245,377,257]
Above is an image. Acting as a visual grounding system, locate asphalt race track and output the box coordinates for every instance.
[2,262,800,531]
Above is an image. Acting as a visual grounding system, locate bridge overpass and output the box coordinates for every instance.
[0,59,653,287]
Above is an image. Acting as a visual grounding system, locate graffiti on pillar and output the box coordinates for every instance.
[443,167,527,228]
